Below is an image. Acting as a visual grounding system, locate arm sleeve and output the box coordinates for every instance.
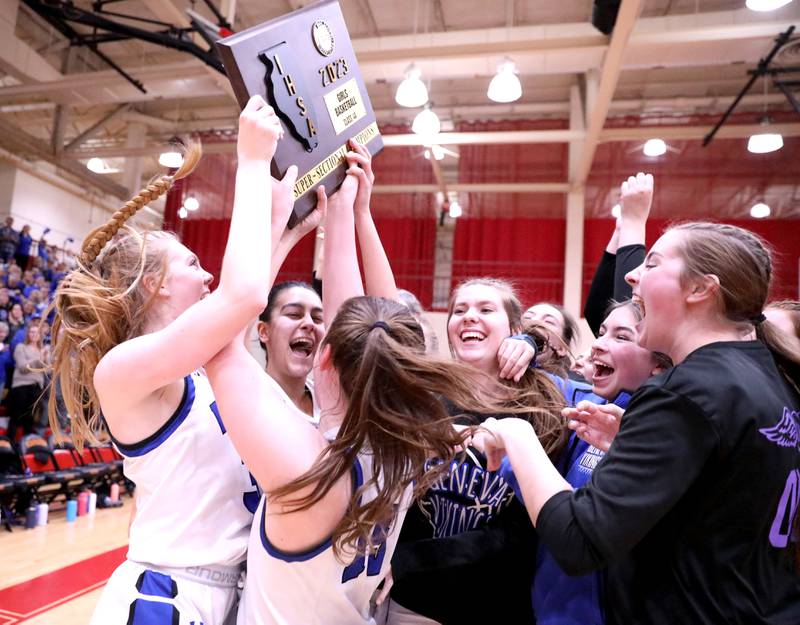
[535,386,718,576]
[613,244,645,302]
[583,251,617,337]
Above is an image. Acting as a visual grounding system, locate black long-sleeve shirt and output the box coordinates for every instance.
[537,341,800,624]
[583,244,645,336]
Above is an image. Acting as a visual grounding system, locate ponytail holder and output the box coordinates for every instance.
[371,321,391,333]
[751,313,767,326]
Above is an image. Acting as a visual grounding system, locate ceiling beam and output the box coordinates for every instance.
[0,115,129,198]
[0,0,63,83]
[573,0,643,187]
[64,122,800,159]
[371,183,571,194]
[65,103,131,151]
[0,61,209,98]
[2,9,795,105]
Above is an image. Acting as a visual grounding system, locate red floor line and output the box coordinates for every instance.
[19,579,109,621]
[0,546,126,616]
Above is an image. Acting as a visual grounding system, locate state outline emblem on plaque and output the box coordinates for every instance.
[216,0,383,228]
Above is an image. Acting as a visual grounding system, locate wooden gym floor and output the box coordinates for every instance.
[0,502,130,624]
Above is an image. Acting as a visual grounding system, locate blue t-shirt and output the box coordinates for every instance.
[500,375,632,625]
[17,233,32,256]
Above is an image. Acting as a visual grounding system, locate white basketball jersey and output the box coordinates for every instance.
[113,370,256,568]
[237,451,413,625]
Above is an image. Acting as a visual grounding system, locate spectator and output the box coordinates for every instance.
[0,322,10,396]
[0,217,19,264]
[6,270,22,301]
[7,322,48,442]
[37,229,50,267]
[21,298,35,322]
[7,303,24,338]
[14,225,33,271]
[29,290,46,316]
[0,288,10,322]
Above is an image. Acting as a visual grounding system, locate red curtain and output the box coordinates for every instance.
[586,111,800,220]
[456,119,568,219]
[453,114,799,308]
[163,125,440,305]
[583,217,800,303]
[452,218,566,306]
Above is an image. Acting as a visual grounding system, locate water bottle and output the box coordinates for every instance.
[110,483,120,502]
[77,491,89,516]
[88,492,97,515]
[36,502,48,526]
[25,505,37,529]
[66,499,78,522]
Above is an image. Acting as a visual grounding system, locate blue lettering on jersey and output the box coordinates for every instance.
[418,456,514,538]
[341,526,388,583]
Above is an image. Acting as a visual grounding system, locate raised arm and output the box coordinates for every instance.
[322,171,362,328]
[270,185,326,286]
[95,96,281,404]
[614,173,651,300]
[348,139,398,300]
[584,219,620,336]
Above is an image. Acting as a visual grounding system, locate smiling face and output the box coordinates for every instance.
[522,303,571,356]
[625,229,690,356]
[447,282,514,375]
[591,304,658,400]
[258,286,324,380]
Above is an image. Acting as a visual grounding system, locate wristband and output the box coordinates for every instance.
[509,333,539,369]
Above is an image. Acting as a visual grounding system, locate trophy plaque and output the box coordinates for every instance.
[216,0,383,227]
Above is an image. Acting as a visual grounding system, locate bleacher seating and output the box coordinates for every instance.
[0,432,128,527]
[18,434,85,501]
[49,434,111,492]
[0,435,54,521]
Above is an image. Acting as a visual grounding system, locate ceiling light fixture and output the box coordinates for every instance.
[183,196,200,211]
[750,202,771,218]
[643,138,667,157]
[748,118,784,154]
[746,0,793,12]
[412,106,441,137]
[395,64,429,108]
[448,201,462,218]
[178,206,189,219]
[487,59,522,103]
[159,151,183,168]
[86,157,120,174]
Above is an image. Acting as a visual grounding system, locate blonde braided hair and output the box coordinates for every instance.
[80,140,202,266]
[47,139,202,450]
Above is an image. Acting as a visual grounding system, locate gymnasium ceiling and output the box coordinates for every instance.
[0,0,799,218]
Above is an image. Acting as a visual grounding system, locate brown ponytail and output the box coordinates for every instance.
[270,296,562,559]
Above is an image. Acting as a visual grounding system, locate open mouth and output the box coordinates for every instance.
[460,330,486,344]
[289,337,315,357]
[631,294,646,318]
[592,359,615,381]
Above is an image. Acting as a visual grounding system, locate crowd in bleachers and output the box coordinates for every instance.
[0,217,119,529]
